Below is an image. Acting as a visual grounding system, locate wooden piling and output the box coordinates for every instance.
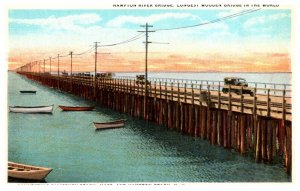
[255,116,261,162]
[240,114,246,154]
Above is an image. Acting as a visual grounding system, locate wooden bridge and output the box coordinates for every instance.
[16,72,292,175]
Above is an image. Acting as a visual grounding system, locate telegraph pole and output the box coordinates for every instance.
[70,51,73,92]
[94,42,100,99]
[57,54,60,89]
[138,23,155,119]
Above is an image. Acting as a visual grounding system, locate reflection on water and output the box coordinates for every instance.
[8,177,47,183]
[8,72,291,182]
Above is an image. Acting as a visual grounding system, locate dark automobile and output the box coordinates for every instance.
[135,75,150,85]
[222,77,254,96]
[96,72,115,79]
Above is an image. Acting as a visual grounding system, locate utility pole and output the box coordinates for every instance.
[70,51,73,92]
[57,54,60,89]
[138,23,155,120]
[49,57,52,74]
[94,42,100,99]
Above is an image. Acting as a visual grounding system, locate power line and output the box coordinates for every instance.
[156,9,261,31]
[151,42,170,44]
[100,32,146,47]
[73,47,94,56]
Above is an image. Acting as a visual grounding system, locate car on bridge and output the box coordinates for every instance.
[135,75,150,85]
[96,72,115,79]
[222,77,254,96]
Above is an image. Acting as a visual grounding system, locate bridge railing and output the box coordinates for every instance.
[95,78,291,121]
[116,75,292,97]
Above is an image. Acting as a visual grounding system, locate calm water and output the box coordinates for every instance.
[8,72,291,182]
[116,72,292,85]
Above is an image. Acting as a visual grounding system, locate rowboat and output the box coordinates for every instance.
[93,119,126,130]
[9,105,54,114]
[58,105,95,111]
[20,90,36,94]
[8,161,52,180]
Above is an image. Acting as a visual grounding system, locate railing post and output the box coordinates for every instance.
[149,81,152,97]
[159,81,162,99]
[137,80,139,95]
[253,87,257,115]
[126,78,129,93]
[171,82,174,101]
[165,81,168,100]
[267,89,270,117]
[264,84,267,94]
[191,83,194,105]
[154,81,157,99]
[282,89,286,120]
[177,82,180,102]
[218,82,221,109]
[241,86,244,113]
[129,79,132,94]
[134,78,136,95]
[207,85,211,108]
[199,84,202,106]
[228,85,232,112]
[184,83,187,103]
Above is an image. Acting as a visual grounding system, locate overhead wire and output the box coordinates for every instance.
[73,47,95,56]
[100,32,146,47]
[156,9,261,31]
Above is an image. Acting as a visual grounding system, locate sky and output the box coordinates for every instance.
[8,9,291,72]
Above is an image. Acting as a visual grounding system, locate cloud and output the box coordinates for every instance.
[243,12,290,28]
[243,16,266,28]
[106,13,199,27]
[253,61,272,66]
[10,14,102,32]
[269,13,290,20]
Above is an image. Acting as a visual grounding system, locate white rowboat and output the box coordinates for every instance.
[9,105,54,114]
[93,119,126,130]
[8,161,52,180]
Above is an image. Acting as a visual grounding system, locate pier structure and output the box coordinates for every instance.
[15,71,292,175]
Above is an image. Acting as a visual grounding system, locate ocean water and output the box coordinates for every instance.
[115,72,292,85]
[7,72,291,182]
